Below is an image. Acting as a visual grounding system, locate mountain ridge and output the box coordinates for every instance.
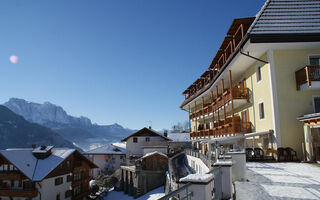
[3,98,135,150]
[0,105,80,150]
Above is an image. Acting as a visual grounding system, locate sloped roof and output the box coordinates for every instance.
[121,127,171,142]
[249,0,320,34]
[84,144,126,155]
[0,148,96,181]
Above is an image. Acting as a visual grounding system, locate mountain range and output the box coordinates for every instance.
[3,98,135,150]
[0,105,79,150]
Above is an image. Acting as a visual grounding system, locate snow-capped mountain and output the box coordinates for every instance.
[0,105,79,150]
[4,98,92,128]
[4,98,135,150]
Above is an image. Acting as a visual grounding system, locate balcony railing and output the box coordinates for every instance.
[0,188,38,197]
[295,65,320,90]
[189,87,249,120]
[0,171,21,180]
[190,117,251,139]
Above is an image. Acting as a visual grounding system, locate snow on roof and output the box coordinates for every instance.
[179,173,214,183]
[33,149,75,181]
[122,127,171,142]
[141,151,168,159]
[84,144,126,155]
[167,132,191,142]
[0,148,75,181]
[248,0,320,34]
[112,142,126,149]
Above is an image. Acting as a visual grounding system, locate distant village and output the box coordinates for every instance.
[1,0,320,199]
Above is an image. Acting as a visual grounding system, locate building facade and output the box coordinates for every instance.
[84,144,126,177]
[122,127,170,161]
[0,146,97,200]
[180,0,320,159]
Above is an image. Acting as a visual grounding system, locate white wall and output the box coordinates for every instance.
[126,136,167,158]
[91,154,125,177]
[38,174,72,200]
[178,180,214,200]
[186,155,210,174]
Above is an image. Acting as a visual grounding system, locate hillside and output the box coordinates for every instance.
[0,105,79,150]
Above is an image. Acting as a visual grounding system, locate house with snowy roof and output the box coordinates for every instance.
[83,144,126,177]
[0,145,97,200]
[121,127,171,161]
[180,0,320,161]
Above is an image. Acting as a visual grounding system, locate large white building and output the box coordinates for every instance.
[84,144,126,177]
[0,146,97,200]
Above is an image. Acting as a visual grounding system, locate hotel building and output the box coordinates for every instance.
[180,0,320,160]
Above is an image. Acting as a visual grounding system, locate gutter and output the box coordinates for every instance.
[239,47,268,64]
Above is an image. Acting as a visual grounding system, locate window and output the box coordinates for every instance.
[257,65,262,82]
[56,193,60,200]
[55,177,63,186]
[120,156,123,159]
[259,102,265,119]
[133,137,138,143]
[145,137,150,142]
[313,96,320,113]
[74,173,81,181]
[309,55,320,66]
[74,185,81,196]
[67,175,72,182]
[65,190,72,198]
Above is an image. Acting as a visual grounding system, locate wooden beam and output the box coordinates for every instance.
[229,70,235,134]
[222,79,226,121]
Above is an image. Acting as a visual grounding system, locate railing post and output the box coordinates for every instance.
[229,70,234,135]
[306,66,311,87]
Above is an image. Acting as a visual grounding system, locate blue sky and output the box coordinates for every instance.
[0,0,264,130]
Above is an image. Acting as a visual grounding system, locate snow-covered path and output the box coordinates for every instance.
[104,186,165,200]
[235,162,320,200]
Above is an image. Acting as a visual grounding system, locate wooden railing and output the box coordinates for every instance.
[0,171,21,180]
[183,23,246,100]
[0,188,38,197]
[295,65,320,90]
[190,119,251,139]
[189,87,249,120]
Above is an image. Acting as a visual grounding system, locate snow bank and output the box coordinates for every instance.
[179,173,214,183]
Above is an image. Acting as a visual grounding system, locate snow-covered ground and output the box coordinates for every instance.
[104,186,165,200]
[235,162,320,200]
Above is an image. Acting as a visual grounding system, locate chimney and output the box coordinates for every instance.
[149,126,152,129]
[164,130,168,137]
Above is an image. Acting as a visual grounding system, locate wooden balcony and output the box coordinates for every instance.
[295,65,320,90]
[190,116,252,140]
[0,188,38,198]
[0,171,21,180]
[189,87,249,120]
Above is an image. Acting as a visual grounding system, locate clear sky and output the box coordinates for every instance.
[0,0,265,130]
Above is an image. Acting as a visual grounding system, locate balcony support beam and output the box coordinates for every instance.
[229,70,235,135]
